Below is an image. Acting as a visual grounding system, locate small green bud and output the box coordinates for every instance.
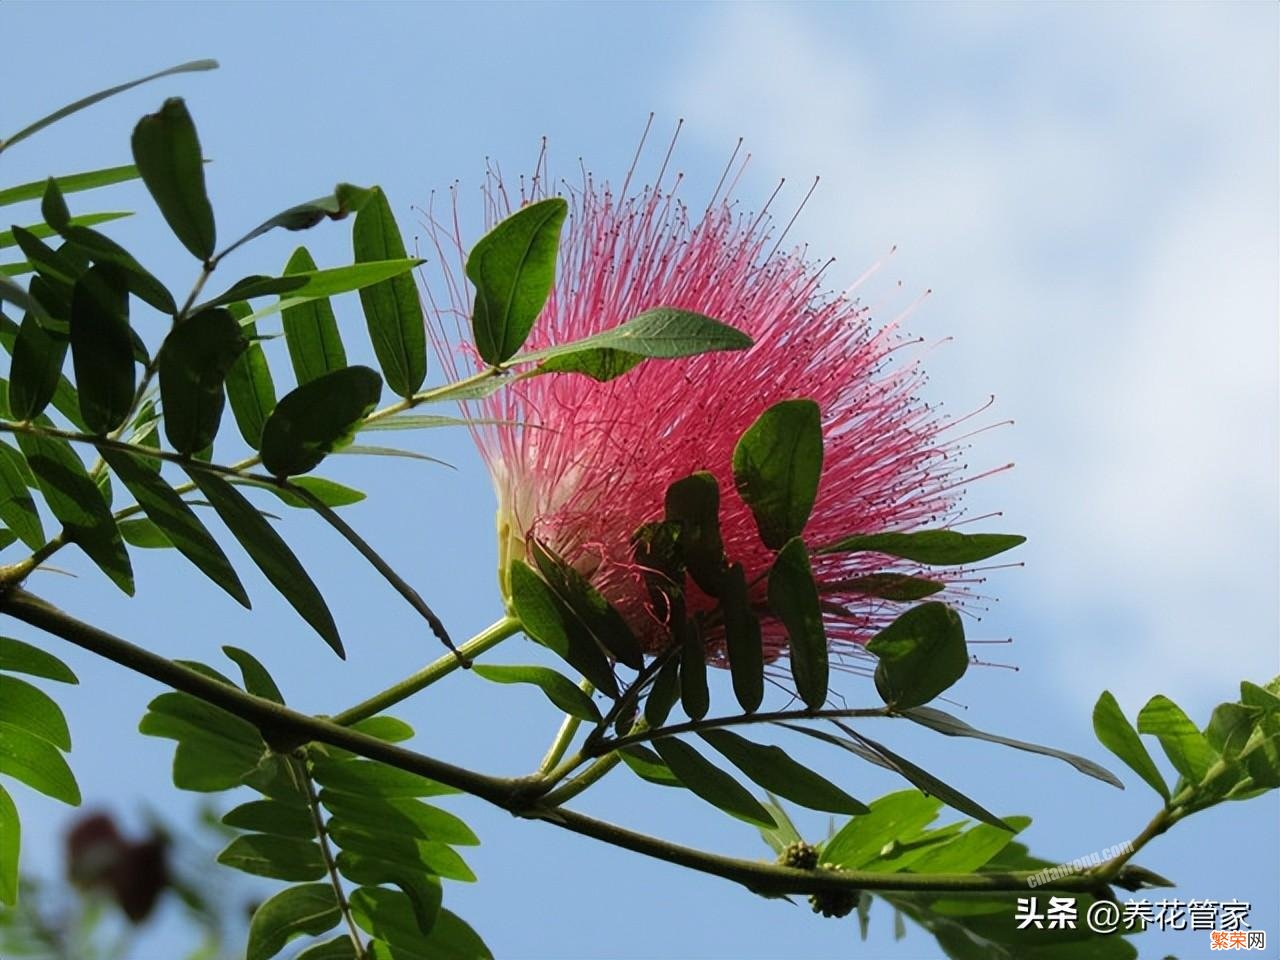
[808,861,860,919]
[777,840,819,870]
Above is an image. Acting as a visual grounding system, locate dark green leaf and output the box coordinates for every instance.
[317,792,478,846]
[0,275,46,319]
[0,439,44,548]
[699,728,867,814]
[1092,691,1169,799]
[1,60,218,154]
[0,637,77,683]
[528,539,643,671]
[732,399,822,550]
[245,476,366,509]
[722,562,763,713]
[0,784,17,905]
[907,705,1122,787]
[354,188,426,396]
[40,178,70,232]
[466,197,566,364]
[0,722,80,804]
[643,656,681,727]
[0,213,131,251]
[120,517,170,548]
[767,537,827,709]
[185,469,342,656]
[225,302,277,448]
[8,312,68,420]
[222,799,315,839]
[260,366,382,477]
[663,471,726,594]
[618,744,681,787]
[310,759,456,798]
[280,246,347,386]
[17,431,132,594]
[335,852,441,934]
[866,602,967,709]
[246,884,340,960]
[1136,694,1217,782]
[218,183,374,262]
[521,306,754,374]
[158,307,246,453]
[819,530,1026,565]
[0,675,70,750]
[59,225,176,313]
[471,664,600,721]
[652,737,775,827]
[327,821,473,882]
[679,624,709,721]
[508,558,619,697]
[217,834,325,881]
[827,574,944,602]
[130,98,215,259]
[351,889,492,959]
[222,646,285,703]
[101,447,250,606]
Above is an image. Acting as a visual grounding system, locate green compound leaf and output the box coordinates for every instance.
[246,884,340,960]
[1092,691,1169,799]
[139,690,265,792]
[819,530,1026,565]
[732,398,823,550]
[260,366,382,477]
[130,97,215,260]
[466,197,567,365]
[472,663,600,722]
[699,728,867,814]
[354,187,426,397]
[158,307,247,455]
[652,737,776,828]
[866,602,968,710]
[767,536,827,709]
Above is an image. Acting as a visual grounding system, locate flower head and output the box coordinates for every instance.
[425,147,997,673]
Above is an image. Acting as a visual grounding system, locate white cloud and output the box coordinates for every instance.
[669,4,1279,705]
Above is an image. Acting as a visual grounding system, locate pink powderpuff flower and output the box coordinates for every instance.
[424,142,1004,675]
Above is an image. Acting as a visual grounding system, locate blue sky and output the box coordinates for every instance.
[1,3,1276,959]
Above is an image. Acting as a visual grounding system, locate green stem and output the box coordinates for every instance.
[0,586,1117,899]
[538,680,592,774]
[540,753,622,807]
[592,705,891,755]
[332,616,521,727]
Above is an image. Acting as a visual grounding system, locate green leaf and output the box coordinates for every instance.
[819,530,1027,565]
[222,646,285,703]
[217,834,325,881]
[1136,694,1217,782]
[139,691,266,793]
[17,431,132,594]
[0,784,17,905]
[0,637,77,683]
[317,792,478,846]
[722,563,764,713]
[827,574,944,602]
[907,705,1122,787]
[0,212,131,250]
[508,558,619,698]
[185,469,342,656]
[0,439,45,548]
[246,476,366,509]
[619,744,681,787]
[527,539,644,671]
[663,471,727,595]
[39,178,70,231]
[296,938,358,960]
[0,723,80,804]
[102,447,250,606]
[335,852,441,934]
[222,799,315,839]
[907,818,1031,874]
[8,312,68,420]
[652,737,775,827]
[351,889,492,960]
[866,602,967,709]
[840,726,1010,830]
[279,246,347,385]
[131,97,215,260]
[246,884,340,960]
[823,790,943,868]
[260,366,382,477]
[520,306,754,375]
[327,822,474,882]
[120,517,170,548]
[226,259,421,322]
[157,307,246,453]
[472,664,600,721]
[732,399,822,550]
[466,197,566,364]
[0,675,70,750]
[767,537,827,709]
[0,275,46,318]
[310,759,456,798]
[225,302,278,449]
[1240,713,1280,789]
[59,225,176,313]
[677,623,710,721]
[698,729,867,814]
[0,60,218,153]
[217,183,374,263]
[354,188,427,397]
[1092,691,1169,799]
[1241,680,1280,712]
[0,164,142,208]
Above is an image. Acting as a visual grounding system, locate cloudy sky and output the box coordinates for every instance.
[2,3,1276,959]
